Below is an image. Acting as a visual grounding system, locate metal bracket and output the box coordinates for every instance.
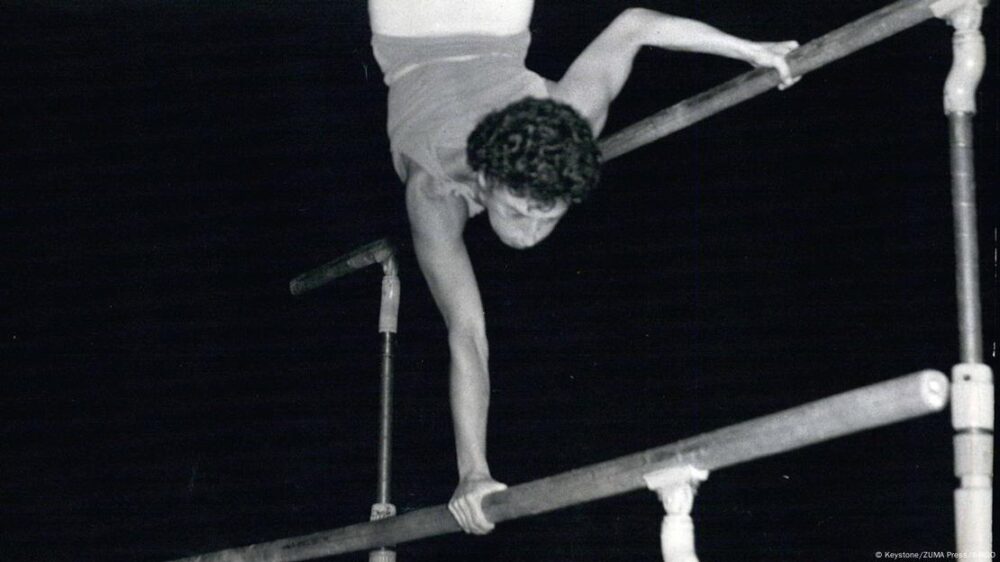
[379,268,400,334]
[368,503,398,562]
[952,363,995,432]
[644,465,710,562]
[932,0,986,114]
[370,502,397,521]
[950,362,994,555]
[930,0,987,19]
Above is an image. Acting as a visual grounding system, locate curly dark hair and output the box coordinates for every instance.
[467,97,601,206]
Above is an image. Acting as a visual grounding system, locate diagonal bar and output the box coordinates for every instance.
[599,0,942,161]
[169,370,948,562]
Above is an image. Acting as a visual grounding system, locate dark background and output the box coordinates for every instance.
[3,1,997,561]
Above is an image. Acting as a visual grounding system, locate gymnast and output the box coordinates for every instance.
[368,0,798,535]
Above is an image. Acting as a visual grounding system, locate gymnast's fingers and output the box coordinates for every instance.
[448,497,473,534]
[778,75,802,91]
[450,494,493,534]
[777,40,800,55]
[476,480,507,532]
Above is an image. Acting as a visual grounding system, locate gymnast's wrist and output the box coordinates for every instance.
[458,466,492,482]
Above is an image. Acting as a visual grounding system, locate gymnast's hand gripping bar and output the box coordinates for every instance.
[598,0,970,162]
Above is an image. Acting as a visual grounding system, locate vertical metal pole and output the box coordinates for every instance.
[937,0,994,557]
[286,238,402,560]
[370,256,400,562]
[949,115,984,363]
[377,332,395,506]
[948,112,994,561]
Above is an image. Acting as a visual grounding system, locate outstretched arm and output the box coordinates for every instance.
[405,165,507,535]
[550,8,799,135]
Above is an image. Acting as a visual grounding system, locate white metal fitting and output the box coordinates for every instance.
[932,0,986,114]
[369,549,396,562]
[379,274,400,334]
[954,433,993,479]
[949,363,994,556]
[930,0,986,19]
[369,504,398,562]
[370,502,397,521]
[644,465,710,562]
[951,363,994,431]
[645,465,710,514]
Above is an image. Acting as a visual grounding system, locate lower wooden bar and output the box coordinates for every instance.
[169,370,948,562]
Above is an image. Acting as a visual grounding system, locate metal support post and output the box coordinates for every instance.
[288,238,402,562]
[370,255,400,562]
[934,0,994,556]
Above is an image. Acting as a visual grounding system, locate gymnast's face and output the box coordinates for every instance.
[479,176,569,250]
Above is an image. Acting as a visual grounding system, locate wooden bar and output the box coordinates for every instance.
[289,238,395,296]
[169,370,948,562]
[599,0,941,161]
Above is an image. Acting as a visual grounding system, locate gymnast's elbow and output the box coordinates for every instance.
[447,319,489,361]
[610,7,667,43]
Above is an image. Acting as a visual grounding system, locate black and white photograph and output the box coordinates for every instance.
[4,1,997,560]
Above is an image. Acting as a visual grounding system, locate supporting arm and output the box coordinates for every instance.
[551,8,796,135]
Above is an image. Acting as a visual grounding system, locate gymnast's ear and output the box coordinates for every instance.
[477,172,505,195]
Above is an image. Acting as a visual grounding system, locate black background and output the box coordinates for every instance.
[3,1,997,561]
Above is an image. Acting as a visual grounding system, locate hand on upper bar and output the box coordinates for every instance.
[551,10,801,134]
[448,473,507,534]
[744,40,801,89]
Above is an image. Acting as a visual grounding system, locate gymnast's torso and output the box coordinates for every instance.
[371,25,552,217]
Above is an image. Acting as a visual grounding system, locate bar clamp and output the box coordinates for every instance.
[932,0,987,114]
[644,465,710,562]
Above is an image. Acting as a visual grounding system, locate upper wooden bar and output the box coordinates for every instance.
[599,0,942,161]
